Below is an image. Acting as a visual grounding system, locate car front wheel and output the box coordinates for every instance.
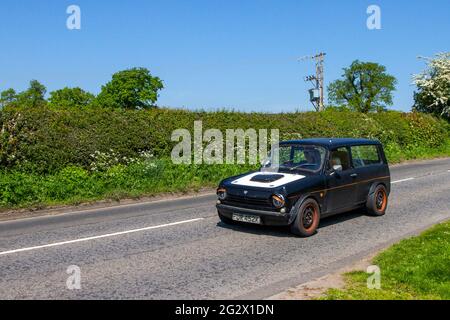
[290,198,321,237]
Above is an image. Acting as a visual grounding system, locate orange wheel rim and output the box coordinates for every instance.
[375,189,387,212]
[302,204,318,231]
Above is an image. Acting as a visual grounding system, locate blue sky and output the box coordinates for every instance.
[0,0,449,112]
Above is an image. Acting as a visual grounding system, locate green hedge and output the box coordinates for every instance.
[0,106,449,173]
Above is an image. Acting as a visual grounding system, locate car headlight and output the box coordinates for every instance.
[217,188,227,201]
[272,194,285,208]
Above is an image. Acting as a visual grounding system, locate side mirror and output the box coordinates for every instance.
[332,164,343,172]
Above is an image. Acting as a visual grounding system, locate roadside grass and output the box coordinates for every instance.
[385,138,450,163]
[0,141,449,210]
[322,220,450,300]
[0,159,258,209]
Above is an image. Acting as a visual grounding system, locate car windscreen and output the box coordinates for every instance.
[262,144,327,173]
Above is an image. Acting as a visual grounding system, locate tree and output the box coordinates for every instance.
[49,87,95,108]
[328,60,397,113]
[0,81,47,108]
[0,89,17,108]
[16,80,47,108]
[413,53,450,120]
[95,68,164,109]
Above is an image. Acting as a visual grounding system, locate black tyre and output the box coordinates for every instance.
[290,198,321,237]
[366,184,388,216]
[218,211,235,225]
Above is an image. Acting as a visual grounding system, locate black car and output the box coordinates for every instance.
[216,138,391,237]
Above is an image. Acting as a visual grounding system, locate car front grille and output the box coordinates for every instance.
[222,194,275,211]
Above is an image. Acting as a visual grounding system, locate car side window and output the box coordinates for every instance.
[329,147,351,171]
[351,145,381,168]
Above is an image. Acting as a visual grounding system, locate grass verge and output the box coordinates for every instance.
[322,220,450,300]
[0,159,257,210]
[384,138,450,163]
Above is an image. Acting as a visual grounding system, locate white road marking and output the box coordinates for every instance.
[0,218,204,257]
[391,177,415,184]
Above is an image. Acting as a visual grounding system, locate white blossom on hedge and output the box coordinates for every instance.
[413,52,450,117]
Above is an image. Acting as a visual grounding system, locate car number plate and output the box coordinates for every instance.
[232,213,261,224]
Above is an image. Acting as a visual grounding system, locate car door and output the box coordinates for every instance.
[350,144,384,204]
[325,147,358,212]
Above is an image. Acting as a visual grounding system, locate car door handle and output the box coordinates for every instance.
[350,173,358,178]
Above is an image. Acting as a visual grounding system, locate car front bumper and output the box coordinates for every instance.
[216,204,292,226]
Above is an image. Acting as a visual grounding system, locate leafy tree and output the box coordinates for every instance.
[0,81,47,108]
[16,80,47,108]
[95,68,164,109]
[0,89,17,108]
[328,60,397,113]
[49,87,95,108]
[413,53,450,120]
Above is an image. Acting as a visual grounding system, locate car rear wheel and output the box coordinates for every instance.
[290,198,321,237]
[366,184,388,216]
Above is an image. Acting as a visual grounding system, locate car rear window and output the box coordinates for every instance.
[351,145,381,168]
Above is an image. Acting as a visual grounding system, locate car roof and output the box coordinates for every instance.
[279,138,381,149]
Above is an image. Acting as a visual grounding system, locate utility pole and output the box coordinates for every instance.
[299,52,326,112]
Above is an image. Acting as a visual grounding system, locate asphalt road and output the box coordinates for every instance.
[0,158,449,300]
